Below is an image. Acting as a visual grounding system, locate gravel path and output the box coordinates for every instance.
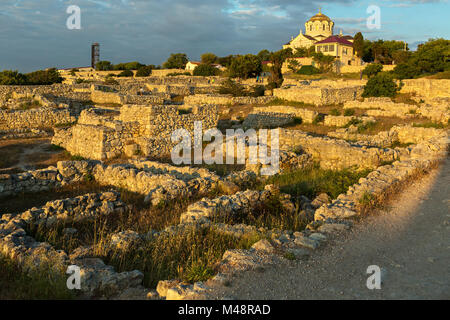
[210,157,450,300]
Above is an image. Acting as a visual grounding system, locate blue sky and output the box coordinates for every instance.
[0,0,448,72]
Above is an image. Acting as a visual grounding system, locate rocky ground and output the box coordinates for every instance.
[207,156,450,300]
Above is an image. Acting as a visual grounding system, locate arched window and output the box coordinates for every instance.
[323,24,325,31]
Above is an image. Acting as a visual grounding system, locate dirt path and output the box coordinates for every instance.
[210,157,450,300]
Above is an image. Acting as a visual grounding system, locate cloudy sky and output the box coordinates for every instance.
[0,0,449,72]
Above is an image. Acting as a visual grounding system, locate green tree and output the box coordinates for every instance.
[312,52,335,73]
[96,61,113,71]
[0,70,27,85]
[362,73,400,97]
[393,38,450,79]
[228,54,262,79]
[257,49,271,61]
[136,65,154,77]
[25,68,63,85]
[193,64,219,76]
[353,32,364,58]
[163,53,188,69]
[200,53,218,65]
[362,63,383,78]
[268,48,292,88]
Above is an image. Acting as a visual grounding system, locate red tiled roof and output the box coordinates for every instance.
[315,35,354,46]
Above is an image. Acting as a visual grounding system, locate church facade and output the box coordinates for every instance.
[283,9,362,67]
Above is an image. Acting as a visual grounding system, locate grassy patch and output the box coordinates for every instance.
[343,108,355,116]
[99,227,261,288]
[18,99,41,110]
[261,165,372,200]
[412,122,446,129]
[266,98,314,109]
[0,254,75,300]
[330,108,341,116]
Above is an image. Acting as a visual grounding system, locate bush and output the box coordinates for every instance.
[362,73,400,98]
[296,65,320,75]
[228,54,262,79]
[135,65,153,77]
[362,63,383,78]
[26,68,63,85]
[393,38,450,79]
[330,108,341,116]
[343,108,355,116]
[193,64,218,76]
[217,78,247,96]
[96,61,113,71]
[163,53,188,69]
[0,70,27,85]
[116,70,134,77]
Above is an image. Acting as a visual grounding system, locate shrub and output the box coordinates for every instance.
[25,68,63,85]
[228,54,262,79]
[330,108,341,116]
[312,114,325,125]
[193,64,218,76]
[296,65,320,75]
[117,70,134,77]
[163,53,188,69]
[135,65,153,77]
[362,63,383,78]
[217,78,247,97]
[96,61,113,71]
[343,108,355,116]
[0,70,27,85]
[250,85,265,97]
[362,73,400,98]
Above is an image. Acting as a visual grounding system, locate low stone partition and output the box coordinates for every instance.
[184,94,274,105]
[273,83,363,106]
[328,127,399,148]
[315,132,448,221]
[242,112,295,129]
[0,107,75,132]
[391,125,447,144]
[400,79,450,98]
[180,185,294,224]
[279,129,399,170]
[323,115,375,127]
[252,105,318,124]
[0,167,62,198]
[0,191,145,298]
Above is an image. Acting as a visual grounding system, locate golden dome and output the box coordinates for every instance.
[308,9,331,22]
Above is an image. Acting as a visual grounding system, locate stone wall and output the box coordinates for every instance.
[400,79,450,98]
[184,94,274,105]
[252,105,318,124]
[242,112,295,129]
[315,131,448,221]
[273,84,363,106]
[0,167,62,198]
[279,129,398,170]
[323,115,375,127]
[0,107,76,132]
[53,104,219,160]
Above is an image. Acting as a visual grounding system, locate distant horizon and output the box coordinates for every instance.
[1,0,449,73]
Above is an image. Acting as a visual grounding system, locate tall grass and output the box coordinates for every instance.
[0,254,76,299]
[260,165,372,200]
[97,226,261,288]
